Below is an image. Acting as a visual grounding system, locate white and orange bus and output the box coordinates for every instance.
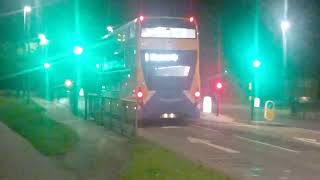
[93,16,201,119]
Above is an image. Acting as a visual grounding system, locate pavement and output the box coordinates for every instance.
[219,103,320,131]
[0,95,131,180]
[52,97,320,179]
[6,96,318,180]
[33,98,131,180]
[0,122,74,180]
[139,112,320,180]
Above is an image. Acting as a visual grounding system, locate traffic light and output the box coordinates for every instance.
[216,82,223,90]
[253,59,261,68]
[107,26,113,33]
[137,91,143,99]
[43,62,51,69]
[65,79,73,88]
[136,87,144,99]
[194,91,201,98]
[73,46,83,56]
[136,87,144,107]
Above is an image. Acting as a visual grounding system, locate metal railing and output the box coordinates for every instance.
[87,93,138,136]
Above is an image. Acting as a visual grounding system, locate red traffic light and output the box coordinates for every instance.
[216,82,223,89]
[137,91,143,98]
[194,91,201,98]
[136,87,144,99]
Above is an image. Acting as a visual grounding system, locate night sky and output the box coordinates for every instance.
[0,0,320,95]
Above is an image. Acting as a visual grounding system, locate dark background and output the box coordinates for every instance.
[0,0,319,100]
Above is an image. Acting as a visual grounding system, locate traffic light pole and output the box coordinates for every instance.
[250,59,261,121]
[250,76,256,121]
[250,95,254,121]
[216,93,220,117]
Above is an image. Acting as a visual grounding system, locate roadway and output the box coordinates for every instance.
[138,117,320,180]
[56,96,320,179]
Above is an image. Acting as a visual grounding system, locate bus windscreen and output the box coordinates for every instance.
[142,50,197,90]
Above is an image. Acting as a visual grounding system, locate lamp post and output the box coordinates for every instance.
[281,20,290,102]
[23,5,32,102]
[281,20,290,69]
[23,6,31,26]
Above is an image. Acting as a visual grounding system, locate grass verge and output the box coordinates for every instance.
[121,138,231,180]
[0,97,78,156]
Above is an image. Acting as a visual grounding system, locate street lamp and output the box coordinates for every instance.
[24,6,32,14]
[23,5,32,103]
[23,6,31,26]
[281,20,290,101]
[281,20,291,33]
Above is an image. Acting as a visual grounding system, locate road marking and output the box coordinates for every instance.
[231,123,259,128]
[236,136,300,154]
[187,137,240,154]
[279,177,288,180]
[191,125,219,133]
[293,128,320,135]
[294,137,320,146]
[162,126,182,129]
[283,169,291,173]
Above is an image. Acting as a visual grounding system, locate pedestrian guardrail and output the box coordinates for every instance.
[87,93,137,137]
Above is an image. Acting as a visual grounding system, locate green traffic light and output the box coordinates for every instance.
[65,79,73,87]
[253,60,261,68]
[43,62,51,69]
[73,46,83,55]
[107,26,113,32]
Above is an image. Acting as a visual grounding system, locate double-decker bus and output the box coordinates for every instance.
[91,16,201,119]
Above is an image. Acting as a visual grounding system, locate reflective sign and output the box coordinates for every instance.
[264,101,275,121]
[254,97,260,108]
[203,96,212,113]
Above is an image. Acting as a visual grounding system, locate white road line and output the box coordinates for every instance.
[162,126,182,129]
[292,128,320,135]
[235,136,300,154]
[294,137,320,146]
[191,125,219,133]
[187,137,240,154]
[279,177,289,180]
